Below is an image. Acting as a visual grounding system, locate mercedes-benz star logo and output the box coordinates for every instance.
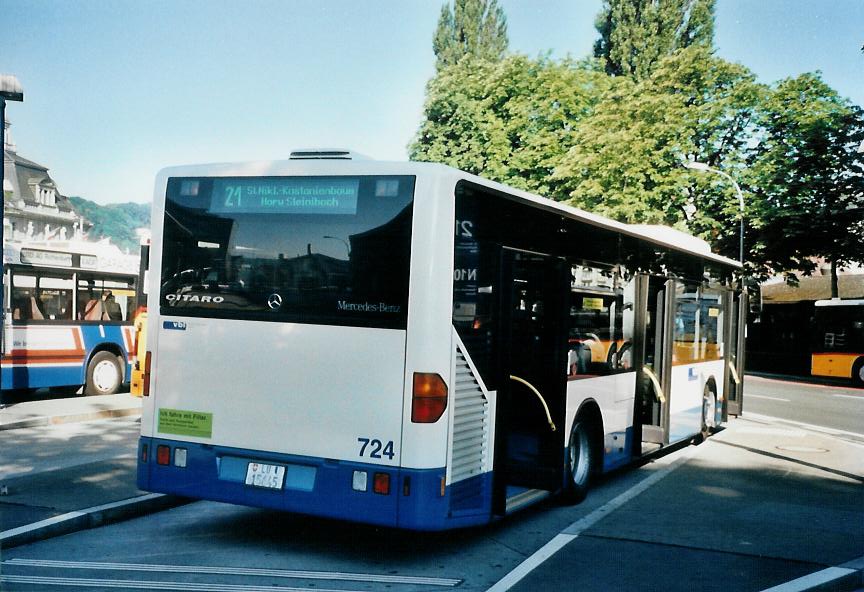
[267,293,283,310]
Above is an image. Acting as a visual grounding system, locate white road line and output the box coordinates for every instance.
[487,444,699,592]
[759,566,858,592]
[747,394,791,402]
[0,493,164,543]
[743,412,864,439]
[833,394,864,401]
[0,575,357,592]
[2,559,460,587]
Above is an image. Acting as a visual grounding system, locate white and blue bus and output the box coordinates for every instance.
[2,239,142,397]
[137,151,747,530]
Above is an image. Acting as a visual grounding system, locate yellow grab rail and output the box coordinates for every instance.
[642,366,666,404]
[729,361,741,385]
[509,375,556,432]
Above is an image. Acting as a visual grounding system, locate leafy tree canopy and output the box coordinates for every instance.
[553,47,762,253]
[595,0,715,79]
[413,2,864,281]
[433,0,508,69]
[744,73,864,282]
[409,55,610,197]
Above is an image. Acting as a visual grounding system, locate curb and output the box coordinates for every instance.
[0,493,189,549]
[0,407,141,431]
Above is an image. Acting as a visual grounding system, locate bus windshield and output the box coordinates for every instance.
[160,175,414,329]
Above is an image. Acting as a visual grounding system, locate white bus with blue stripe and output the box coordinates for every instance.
[137,151,746,530]
[2,240,142,397]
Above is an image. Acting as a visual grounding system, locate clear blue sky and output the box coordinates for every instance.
[3,0,862,204]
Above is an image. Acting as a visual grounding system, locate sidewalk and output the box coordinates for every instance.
[503,414,864,592]
[0,393,185,548]
[0,392,143,431]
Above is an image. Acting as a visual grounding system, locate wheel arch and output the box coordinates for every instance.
[571,398,605,475]
[86,342,127,384]
[851,356,864,381]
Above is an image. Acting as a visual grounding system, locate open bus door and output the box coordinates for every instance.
[634,275,675,451]
[724,289,747,418]
[492,248,569,515]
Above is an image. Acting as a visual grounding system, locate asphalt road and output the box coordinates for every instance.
[2,378,863,591]
[743,375,864,438]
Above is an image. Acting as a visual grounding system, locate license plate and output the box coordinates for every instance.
[245,462,285,490]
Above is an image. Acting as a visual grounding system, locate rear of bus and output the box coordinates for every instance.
[137,162,460,529]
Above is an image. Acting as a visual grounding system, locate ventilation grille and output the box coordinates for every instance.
[450,346,489,484]
[288,149,370,160]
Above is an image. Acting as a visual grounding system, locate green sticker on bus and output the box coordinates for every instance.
[158,408,213,438]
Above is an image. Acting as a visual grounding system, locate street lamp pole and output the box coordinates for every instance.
[1,74,25,352]
[683,160,745,266]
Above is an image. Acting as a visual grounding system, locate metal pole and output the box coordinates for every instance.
[685,162,745,266]
[1,97,6,350]
[716,169,745,267]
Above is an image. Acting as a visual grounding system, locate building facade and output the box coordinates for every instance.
[2,120,89,242]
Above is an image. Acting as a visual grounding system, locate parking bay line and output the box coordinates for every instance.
[2,558,461,587]
[747,394,791,402]
[0,574,363,592]
[487,443,700,592]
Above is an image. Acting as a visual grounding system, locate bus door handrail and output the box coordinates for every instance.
[728,361,742,385]
[642,366,666,404]
[509,375,556,432]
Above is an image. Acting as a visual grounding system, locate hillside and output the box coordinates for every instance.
[67,196,151,252]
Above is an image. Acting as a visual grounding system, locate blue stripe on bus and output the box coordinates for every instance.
[137,437,494,531]
[1,365,84,390]
[1,324,132,391]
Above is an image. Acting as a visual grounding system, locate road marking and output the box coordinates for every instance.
[747,394,791,402]
[487,443,699,592]
[0,575,361,591]
[833,394,864,401]
[0,493,165,544]
[759,566,858,592]
[743,412,864,440]
[2,559,460,587]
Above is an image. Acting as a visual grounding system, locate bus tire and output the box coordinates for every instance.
[561,419,595,504]
[852,358,864,387]
[698,385,717,443]
[85,351,123,396]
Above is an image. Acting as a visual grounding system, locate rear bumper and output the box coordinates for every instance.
[137,437,492,531]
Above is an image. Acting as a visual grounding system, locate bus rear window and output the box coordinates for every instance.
[161,175,414,329]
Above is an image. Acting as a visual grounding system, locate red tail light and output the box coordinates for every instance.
[142,351,152,397]
[156,445,170,466]
[373,472,390,495]
[411,373,448,423]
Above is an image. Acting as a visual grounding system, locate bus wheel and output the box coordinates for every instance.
[699,386,717,442]
[85,352,123,396]
[853,358,864,387]
[561,420,594,504]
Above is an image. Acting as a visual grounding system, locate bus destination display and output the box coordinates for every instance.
[210,177,360,215]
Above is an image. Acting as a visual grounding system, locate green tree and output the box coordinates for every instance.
[594,0,715,79]
[409,55,609,197]
[553,46,763,258]
[433,0,508,69]
[745,73,864,288]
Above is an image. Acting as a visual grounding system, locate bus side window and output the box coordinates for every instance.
[29,296,45,320]
[83,299,103,321]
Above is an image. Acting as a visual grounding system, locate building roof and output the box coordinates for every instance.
[3,148,74,213]
[761,274,864,302]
